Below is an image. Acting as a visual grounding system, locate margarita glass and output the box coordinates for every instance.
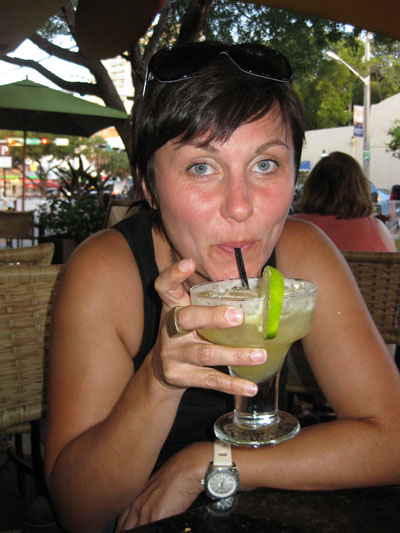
[190,277,317,447]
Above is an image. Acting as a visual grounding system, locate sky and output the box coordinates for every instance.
[0,37,92,90]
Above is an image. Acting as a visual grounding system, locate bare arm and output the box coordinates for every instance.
[121,219,400,529]
[45,230,262,531]
[233,219,400,490]
[45,231,190,531]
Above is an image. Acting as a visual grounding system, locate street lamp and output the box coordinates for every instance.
[324,37,371,178]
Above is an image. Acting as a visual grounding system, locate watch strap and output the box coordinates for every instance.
[213,440,233,467]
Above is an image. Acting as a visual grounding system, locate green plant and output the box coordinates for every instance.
[37,196,106,242]
[36,155,110,243]
[387,120,400,159]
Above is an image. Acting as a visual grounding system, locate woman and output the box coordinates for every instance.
[292,151,396,251]
[44,43,400,532]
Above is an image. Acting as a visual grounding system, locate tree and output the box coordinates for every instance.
[369,37,400,97]
[387,120,400,159]
[306,40,366,130]
[2,1,397,181]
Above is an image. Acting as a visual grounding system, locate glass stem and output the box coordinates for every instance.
[234,370,281,426]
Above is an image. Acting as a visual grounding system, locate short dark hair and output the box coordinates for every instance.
[132,45,305,228]
[296,151,374,218]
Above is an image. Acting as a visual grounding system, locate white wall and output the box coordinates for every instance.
[301,93,400,190]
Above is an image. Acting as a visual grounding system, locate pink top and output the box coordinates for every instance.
[291,213,389,252]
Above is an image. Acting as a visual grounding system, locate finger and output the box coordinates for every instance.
[155,259,195,308]
[177,366,259,397]
[176,304,244,333]
[118,504,137,531]
[161,341,265,396]
[192,342,267,370]
[133,485,161,527]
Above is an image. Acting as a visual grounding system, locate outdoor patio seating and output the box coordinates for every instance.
[0,241,54,265]
[0,210,36,247]
[104,199,144,228]
[0,264,62,494]
[286,250,400,418]
[341,250,400,345]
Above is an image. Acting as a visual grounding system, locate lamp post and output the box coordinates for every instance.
[324,34,371,178]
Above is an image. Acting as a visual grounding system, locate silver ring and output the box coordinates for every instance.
[165,306,189,338]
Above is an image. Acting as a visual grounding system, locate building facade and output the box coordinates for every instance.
[301,92,400,190]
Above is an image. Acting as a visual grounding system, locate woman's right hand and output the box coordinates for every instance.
[151,258,266,396]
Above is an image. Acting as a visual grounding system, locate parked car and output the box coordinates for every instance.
[390,184,400,200]
[369,182,390,215]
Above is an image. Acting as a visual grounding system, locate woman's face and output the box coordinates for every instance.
[152,108,296,285]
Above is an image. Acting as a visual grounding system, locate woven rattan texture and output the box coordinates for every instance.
[0,265,62,433]
[0,243,54,266]
[0,211,35,240]
[341,251,400,344]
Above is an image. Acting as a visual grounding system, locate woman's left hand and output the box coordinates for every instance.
[116,442,211,530]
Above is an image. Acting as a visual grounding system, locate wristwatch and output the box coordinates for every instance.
[201,440,239,499]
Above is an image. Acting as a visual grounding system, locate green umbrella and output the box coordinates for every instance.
[0,79,129,208]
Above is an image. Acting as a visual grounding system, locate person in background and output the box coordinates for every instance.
[44,44,400,533]
[291,151,396,252]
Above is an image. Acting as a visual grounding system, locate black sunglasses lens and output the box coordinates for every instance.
[228,44,293,82]
[150,44,222,82]
[148,43,293,87]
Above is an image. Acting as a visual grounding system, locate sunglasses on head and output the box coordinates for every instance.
[142,42,293,96]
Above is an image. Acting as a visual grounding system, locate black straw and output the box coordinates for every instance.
[234,248,249,289]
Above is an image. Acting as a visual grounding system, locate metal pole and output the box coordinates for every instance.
[325,38,371,179]
[22,129,27,211]
[363,32,371,179]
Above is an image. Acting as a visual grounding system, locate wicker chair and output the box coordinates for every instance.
[0,242,54,266]
[286,250,400,419]
[0,210,36,247]
[341,250,400,345]
[103,199,148,228]
[0,264,62,494]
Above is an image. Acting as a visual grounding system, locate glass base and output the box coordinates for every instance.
[214,410,300,447]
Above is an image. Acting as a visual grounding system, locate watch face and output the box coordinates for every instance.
[208,471,237,499]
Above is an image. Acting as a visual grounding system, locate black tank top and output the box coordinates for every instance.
[114,210,281,466]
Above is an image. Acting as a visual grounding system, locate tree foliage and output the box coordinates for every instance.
[387,120,400,159]
[36,154,111,242]
[1,0,399,178]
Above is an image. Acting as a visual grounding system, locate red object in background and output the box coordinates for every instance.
[6,137,22,146]
[40,137,50,145]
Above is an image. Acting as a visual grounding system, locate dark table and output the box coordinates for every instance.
[131,485,400,532]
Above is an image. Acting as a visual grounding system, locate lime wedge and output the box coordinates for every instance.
[258,265,284,339]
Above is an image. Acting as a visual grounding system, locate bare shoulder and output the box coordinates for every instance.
[54,228,144,358]
[276,217,346,280]
[46,229,146,473]
[62,228,137,283]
